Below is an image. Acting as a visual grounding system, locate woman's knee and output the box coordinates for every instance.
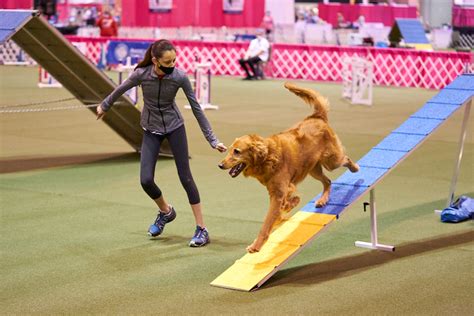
[140,175,155,190]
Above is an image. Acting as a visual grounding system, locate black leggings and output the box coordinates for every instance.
[140,125,200,205]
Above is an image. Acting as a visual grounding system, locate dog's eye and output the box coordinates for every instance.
[233,148,241,155]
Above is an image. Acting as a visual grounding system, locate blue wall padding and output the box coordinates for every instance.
[301,202,345,216]
[411,102,461,120]
[427,89,473,105]
[334,166,388,187]
[357,149,406,169]
[392,117,443,135]
[444,74,474,91]
[375,133,425,152]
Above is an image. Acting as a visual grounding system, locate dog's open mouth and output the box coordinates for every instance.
[229,163,246,178]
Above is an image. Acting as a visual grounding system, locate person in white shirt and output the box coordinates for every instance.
[238,29,270,80]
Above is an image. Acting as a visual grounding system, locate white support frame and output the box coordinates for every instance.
[185,61,219,110]
[355,189,395,252]
[435,99,472,213]
[341,57,373,106]
[351,58,373,106]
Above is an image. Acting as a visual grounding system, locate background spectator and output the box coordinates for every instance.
[238,29,270,80]
[96,10,118,37]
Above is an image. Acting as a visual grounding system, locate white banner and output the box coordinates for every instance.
[223,0,245,13]
[149,0,173,13]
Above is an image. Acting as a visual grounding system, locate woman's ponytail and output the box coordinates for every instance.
[135,44,154,70]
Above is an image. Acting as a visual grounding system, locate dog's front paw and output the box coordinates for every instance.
[246,245,260,253]
[246,240,263,253]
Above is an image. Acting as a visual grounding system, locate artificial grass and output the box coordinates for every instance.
[1,66,473,315]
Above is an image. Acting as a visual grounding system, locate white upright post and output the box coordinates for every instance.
[185,61,219,110]
[341,57,353,100]
[341,57,373,106]
[355,189,395,252]
[116,56,138,104]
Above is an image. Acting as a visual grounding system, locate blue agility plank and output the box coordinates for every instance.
[427,89,473,105]
[357,149,407,169]
[411,102,462,120]
[301,203,345,216]
[0,10,34,44]
[393,19,429,44]
[444,74,474,91]
[392,117,443,136]
[310,184,368,206]
[333,167,388,187]
[375,133,425,152]
[302,184,367,216]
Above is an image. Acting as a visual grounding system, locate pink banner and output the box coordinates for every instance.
[452,5,474,27]
[319,3,417,27]
[0,0,32,9]
[121,0,264,28]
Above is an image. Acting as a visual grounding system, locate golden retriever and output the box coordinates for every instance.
[218,83,359,253]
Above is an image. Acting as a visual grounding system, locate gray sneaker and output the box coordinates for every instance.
[147,206,176,237]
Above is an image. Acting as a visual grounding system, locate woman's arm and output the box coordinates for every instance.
[181,74,221,149]
[100,68,143,112]
[97,68,143,120]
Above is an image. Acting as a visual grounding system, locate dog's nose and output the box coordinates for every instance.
[218,163,225,169]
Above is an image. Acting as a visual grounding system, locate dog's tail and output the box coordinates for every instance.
[284,82,329,122]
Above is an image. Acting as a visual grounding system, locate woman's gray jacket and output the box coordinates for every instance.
[101,65,219,148]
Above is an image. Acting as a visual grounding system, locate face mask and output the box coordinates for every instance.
[159,65,174,75]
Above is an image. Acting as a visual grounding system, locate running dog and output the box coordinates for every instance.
[218,83,359,253]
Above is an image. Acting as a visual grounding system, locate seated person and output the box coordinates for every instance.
[238,29,270,80]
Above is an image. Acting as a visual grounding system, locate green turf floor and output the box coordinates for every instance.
[1,66,473,315]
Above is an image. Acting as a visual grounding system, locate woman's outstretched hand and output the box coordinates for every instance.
[96,104,105,120]
[215,143,227,153]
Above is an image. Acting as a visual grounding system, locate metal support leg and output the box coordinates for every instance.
[435,100,471,214]
[446,100,471,207]
[355,189,395,251]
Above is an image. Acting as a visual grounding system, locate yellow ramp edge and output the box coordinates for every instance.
[211,212,337,291]
[210,262,275,291]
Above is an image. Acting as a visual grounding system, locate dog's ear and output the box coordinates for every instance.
[248,135,268,164]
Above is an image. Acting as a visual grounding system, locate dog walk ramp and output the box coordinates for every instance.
[211,74,473,291]
[0,9,142,150]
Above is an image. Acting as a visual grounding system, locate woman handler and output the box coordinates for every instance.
[97,39,227,247]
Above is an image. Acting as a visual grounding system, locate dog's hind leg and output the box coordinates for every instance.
[310,164,331,207]
[322,152,359,173]
[343,156,359,173]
